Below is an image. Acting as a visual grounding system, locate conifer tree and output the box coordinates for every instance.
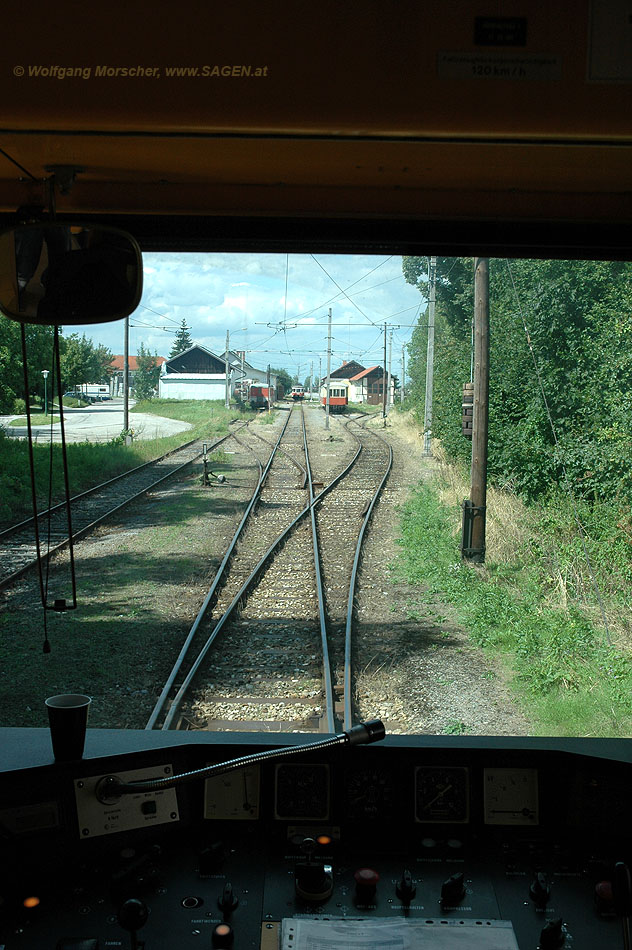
[169,319,193,358]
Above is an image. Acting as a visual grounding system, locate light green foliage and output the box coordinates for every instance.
[59,333,113,390]
[397,479,632,736]
[133,342,161,400]
[402,257,632,506]
[0,319,114,412]
[270,367,293,393]
[0,316,57,413]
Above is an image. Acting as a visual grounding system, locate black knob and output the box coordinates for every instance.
[218,881,239,914]
[212,922,235,948]
[441,871,465,905]
[117,897,149,932]
[396,869,416,903]
[295,862,334,902]
[198,841,225,875]
[539,917,565,948]
[530,872,551,907]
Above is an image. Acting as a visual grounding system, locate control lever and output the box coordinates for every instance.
[218,881,239,916]
[117,897,149,950]
[295,836,334,902]
[529,871,551,907]
[441,871,465,906]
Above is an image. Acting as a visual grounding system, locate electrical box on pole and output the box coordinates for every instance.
[462,382,474,439]
[462,258,489,563]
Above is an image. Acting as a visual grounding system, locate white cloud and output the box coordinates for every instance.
[67,252,426,377]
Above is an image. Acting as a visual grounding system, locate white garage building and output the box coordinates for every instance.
[158,344,229,400]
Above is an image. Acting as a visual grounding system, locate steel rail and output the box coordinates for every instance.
[342,418,393,731]
[157,412,362,731]
[246,412,309,488]
[0,435,201,541]
[150,409,295,730]
[0,427,246,592]
[302,404,336,733]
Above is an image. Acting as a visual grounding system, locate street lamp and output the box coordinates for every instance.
[41,369,49,418]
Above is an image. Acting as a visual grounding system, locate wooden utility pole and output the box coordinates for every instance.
[123,315,129,432]
[463,257,490,562]
[382,323,387,424]
[325,308,332,430]
[401,345,405,404]
[423,255,437,455]
[387,329,393,410]
[224,330,230,409]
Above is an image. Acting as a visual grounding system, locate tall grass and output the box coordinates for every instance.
[396,447,632,737]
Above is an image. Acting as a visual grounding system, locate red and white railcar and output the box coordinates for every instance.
[320,381,349,413]
[249,384,275,409]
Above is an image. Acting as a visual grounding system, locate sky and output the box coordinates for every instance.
[72,252,428,383]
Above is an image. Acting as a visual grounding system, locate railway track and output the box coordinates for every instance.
[148,406,393,734]
[0,429,244,594]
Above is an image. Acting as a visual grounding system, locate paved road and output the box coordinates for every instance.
[0,399,193,443]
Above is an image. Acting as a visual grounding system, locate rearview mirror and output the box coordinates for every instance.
[0,223,143,325]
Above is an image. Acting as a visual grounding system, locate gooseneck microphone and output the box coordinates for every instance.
[96,719,386,803]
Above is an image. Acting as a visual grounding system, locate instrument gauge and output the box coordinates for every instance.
[204,765,260,820]
[274,763,330,820]
[345,767,395,820]
[483,767,538,825]
[415,766,470,823]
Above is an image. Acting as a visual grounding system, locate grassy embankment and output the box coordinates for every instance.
[0,399,252,527]
[394,418,632,737]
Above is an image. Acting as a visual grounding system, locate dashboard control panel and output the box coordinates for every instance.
[1,729,631,949]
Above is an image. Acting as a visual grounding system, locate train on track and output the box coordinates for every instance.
[320,381,349,413]
[290,385,305,401]
[248,383,276,409]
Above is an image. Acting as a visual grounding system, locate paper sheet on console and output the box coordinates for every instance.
[281,917,519,949]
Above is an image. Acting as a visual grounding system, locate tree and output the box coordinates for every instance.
[134,342,161,400]
[59,334,113,392]
[403,256,632,504]
[169,319,193,358]
[270,366,293,394]
[0,314,56,412]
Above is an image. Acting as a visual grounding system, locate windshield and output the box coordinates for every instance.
[1,252,629,739]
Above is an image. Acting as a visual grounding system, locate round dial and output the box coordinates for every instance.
[345,767,395,820]
[204,765,260,820]
[274,763,330,820]
[415,766,469,823]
